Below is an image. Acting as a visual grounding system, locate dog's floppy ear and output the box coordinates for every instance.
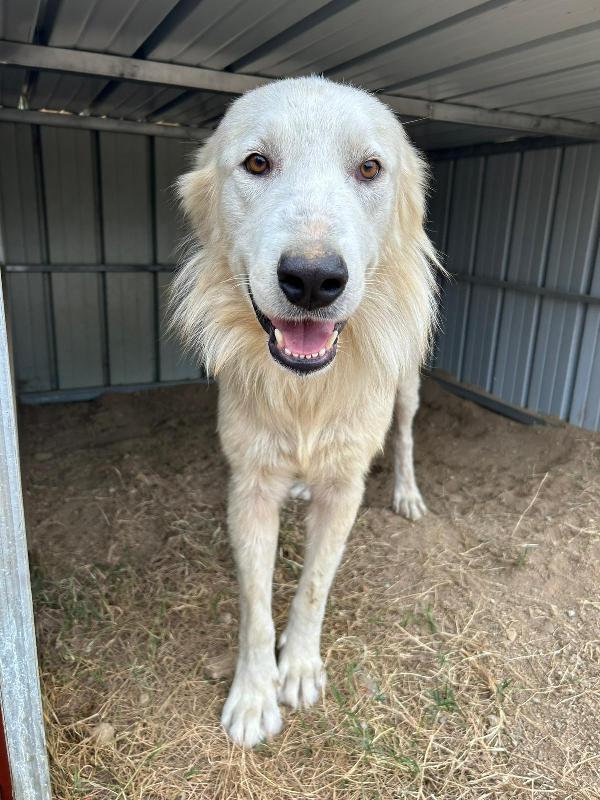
[177,141,218,241]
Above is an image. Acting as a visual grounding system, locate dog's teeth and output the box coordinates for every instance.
[284,348,292,356]
[298,353,305,359]
[326,330,339,349]
[318,348,326,357]
[292,352,299,358]
[274,328,284,347]
[305,353,311,359]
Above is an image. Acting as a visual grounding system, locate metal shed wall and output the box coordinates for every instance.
[431,141,600,431]
[0,121,202,400]
[2,119,600,432]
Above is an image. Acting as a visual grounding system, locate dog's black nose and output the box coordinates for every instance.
[277,252,348,309]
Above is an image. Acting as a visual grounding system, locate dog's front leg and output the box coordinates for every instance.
[392,369,427,520]
[278,477,364,709]
[221,470,289,747]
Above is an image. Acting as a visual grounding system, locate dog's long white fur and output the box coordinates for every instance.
[172,77,439,747]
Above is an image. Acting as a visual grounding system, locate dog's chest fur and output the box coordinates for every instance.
[217,359,396,483]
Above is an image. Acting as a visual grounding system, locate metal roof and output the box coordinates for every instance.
[0,0,599,149]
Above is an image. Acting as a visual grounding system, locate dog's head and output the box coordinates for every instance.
[177,76,436,378]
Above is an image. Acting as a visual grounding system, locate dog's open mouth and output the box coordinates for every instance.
[251,298,344,374]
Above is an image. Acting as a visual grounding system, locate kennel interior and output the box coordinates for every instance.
[1,2,600,798]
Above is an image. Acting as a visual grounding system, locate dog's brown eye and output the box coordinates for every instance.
[244,153,270,175]
[358,159,381,180]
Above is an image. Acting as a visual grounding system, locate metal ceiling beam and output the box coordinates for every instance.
[0,107,211,140]
[0,40,269,95]
[1,40,600,141]
[381,94,600,140]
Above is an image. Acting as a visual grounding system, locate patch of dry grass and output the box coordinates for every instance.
[34,499,599,799]
[23,384,599,799]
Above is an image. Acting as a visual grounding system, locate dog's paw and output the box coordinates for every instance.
[392,485,427,521]
[221,668,282,748]
[289,481,312,502]
[278,637,325,710]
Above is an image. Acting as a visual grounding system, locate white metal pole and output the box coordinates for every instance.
[0,276,52,800]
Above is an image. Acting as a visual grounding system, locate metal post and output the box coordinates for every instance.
[0,277,52,799]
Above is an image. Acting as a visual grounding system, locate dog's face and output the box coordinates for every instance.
[182,78,422,375]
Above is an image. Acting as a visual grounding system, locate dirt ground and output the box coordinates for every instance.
[19,379,600,799]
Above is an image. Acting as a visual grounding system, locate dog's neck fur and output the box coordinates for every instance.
[172,231,437,424]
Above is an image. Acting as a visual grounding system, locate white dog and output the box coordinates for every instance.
[172,76,438,747]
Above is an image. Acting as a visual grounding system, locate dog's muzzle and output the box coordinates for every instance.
[250,294,345,375]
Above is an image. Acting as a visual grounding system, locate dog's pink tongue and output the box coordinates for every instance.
[273,318,335,355]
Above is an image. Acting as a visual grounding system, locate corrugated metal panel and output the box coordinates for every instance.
[0,121,200,396]
[0,67,27,107]
[240,0,481,76]
[146,0,330,68]
[435,157,484,376]
[150,91,234,126]
[0,123,53,392]
[45,0,177,51]
[461,152,520,389]
[527,144,600,418]
[492,148,562,405]
[29,0,179,112]
[435,140,600,430]
[154,138,195,264]
[449,62,600,109]
[426,159,453,369]
[40,126,104,388]
[426,160,453,253]
[50,274,105,388]
[154,138,200,381]
[570,306,600,429]
[40,127,100,263]
[99,132,155,384]
[106,273,155,384]
[0,0,39,107]
[80,0,329,122]
[158,273,200,382]
[571,242,600,430]
[5,275,53,392]
[331,0,600,91]
[0,124,43,263]
[28,74,108,114]
[92,83,183,120]
[400,23,600,101]
[100,132,152,263]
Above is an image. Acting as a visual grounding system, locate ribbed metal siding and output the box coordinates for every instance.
[100,132,155,385]
[434,141,600,431]
[154,138,199,382]
[41,126,104,389]
[0,122,201,397]
[0,123,53,393]
[492,148,561,406]
[435,156,484,377]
